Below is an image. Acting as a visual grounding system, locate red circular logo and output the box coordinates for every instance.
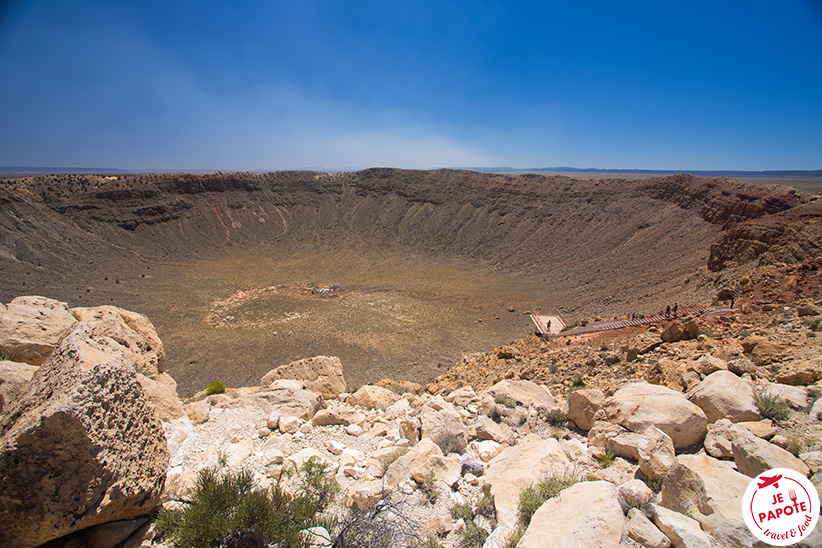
[742,468,819,545]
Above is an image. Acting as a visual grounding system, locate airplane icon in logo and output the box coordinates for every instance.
[757,474,782,489]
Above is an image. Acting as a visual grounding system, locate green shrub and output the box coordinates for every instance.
[475,494,495,519]
[206,381,226,395]
[494,394,517,408]
[518,475,577,527]
[155,457,337,548]
[572,378,586,389]
[420,471,438,505]
[450,499,473,522]
[754,391,791,421]
[596,449,615,468]
[460,520,489,548]
[501,526,525,548]
[450,496,497,548]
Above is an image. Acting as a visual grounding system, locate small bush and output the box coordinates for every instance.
[518,475,577,527]
[206,381,226,395]
[542,407,567,426]
[420,471,438,505]
[502,526,525,548]
[432,426,466,455]
[155,458,337,548]
[450,500,473,522]
[646,476,664,493]
[784,436,806,457]
[754,391,791,421]
[596,450,615,468]
[450,496,497,548]
[494,394,517,408]
[572,378,586,389]
[475,494,495,519]
[460,520,489,548]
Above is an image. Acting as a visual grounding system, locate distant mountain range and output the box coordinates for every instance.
[1,166,821,177]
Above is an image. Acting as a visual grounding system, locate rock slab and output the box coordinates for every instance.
[0,323,169,548]
[517,481,626,548]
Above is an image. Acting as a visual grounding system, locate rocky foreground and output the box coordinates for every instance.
[1,295,822,548]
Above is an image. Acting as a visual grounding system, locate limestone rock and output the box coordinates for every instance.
[691,355,728,377]
[687,370,759,423]
[737,419,776,439]
[468,439,503,463]
[483,438,570,529]
[644,358,689,392]
[473,415,515,445]
[136,372,186,422]
[774,359,822,386]
[623,331,663,361]
[516,481,626,548]
[82,517,150,548]
[661,319,701,343]
[254,379,322,420]
[566,388,605,431]
[445,385,477,407]
[742,335,787,365]
[703,419,751,459]
[286,447,329,472]
[279,415,302,434]
[260,355,346,399]
[652,506,712,548]
[409,455,461,487]
[732,433,811,477]
[637,426,676,481]
[345,480,385,510]
[589,456,638,486]
[384,438,443,488]
[347,384,399,411]
[0,323,168,548]
[483,379,559,411]
[311,403,365,427]
[628,508,671,548]
[588,420,641,460]
[375,378,421,396]
[618,479,655,511]
[71,305,165,376]
[601,382,708,450]
[186,399,211,425]
[658,454,754,546]
[0,296,76,364]
[763,383,808,409]
[727,357,757,377]
[0,360,37,412]
[420,407,468,455]
[811,398,822,420]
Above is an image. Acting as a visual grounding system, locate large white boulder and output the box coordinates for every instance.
[732,433,810,477]
[517,481,626,548]
[483,438,570,529]
[687,370,760,423]
[658,454,755,547]
[601,382,708,450]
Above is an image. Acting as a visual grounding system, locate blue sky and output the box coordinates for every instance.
[1,1,820,171]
